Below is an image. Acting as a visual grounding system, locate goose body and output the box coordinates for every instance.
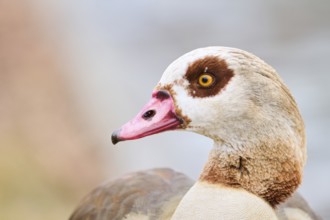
[69,168,193,220]
[70,47,319,220]
[70,169,317,220]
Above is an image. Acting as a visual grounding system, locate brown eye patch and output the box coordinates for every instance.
[185,56,234,98]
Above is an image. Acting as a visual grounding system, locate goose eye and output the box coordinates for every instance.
[198,74,215,88]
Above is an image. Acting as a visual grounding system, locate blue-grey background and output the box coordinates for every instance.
[34,0,330,218]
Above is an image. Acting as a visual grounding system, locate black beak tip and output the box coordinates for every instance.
[111,130,121,145]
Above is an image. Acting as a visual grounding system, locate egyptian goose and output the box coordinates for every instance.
[70,47,319,220]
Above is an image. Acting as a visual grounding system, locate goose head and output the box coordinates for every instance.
[112,47,306,207]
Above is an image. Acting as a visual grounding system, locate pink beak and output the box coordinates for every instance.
[111,90,183,144]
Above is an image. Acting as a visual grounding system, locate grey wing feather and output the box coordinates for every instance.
[279,191,322,220]
[69,168,193,220]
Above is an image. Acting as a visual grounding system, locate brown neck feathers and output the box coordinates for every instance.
[199,143,302,207]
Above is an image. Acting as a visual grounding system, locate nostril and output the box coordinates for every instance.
[142,110,156,120]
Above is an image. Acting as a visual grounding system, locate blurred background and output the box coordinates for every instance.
[0,0,329,219]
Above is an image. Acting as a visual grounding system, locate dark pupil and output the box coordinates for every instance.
[202,77,209,83]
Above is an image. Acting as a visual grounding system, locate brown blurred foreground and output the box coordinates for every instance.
[0,1,105,219]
